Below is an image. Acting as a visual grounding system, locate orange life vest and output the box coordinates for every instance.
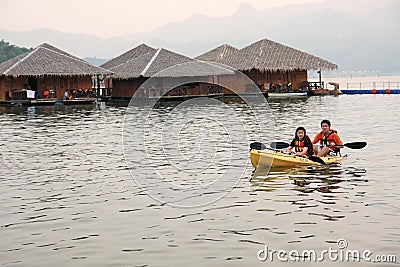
[318,129,337,148]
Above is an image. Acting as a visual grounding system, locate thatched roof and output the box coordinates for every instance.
[0,43,111,77]
[100,44,156,70]
[111,48,234,79]
[153,61,235,78]
[197,38,338,71]
[195,44,239,62]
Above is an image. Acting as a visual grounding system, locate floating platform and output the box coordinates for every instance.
[148,93,224,101]
[0,99,57,106]
[342,89,400,94]
[62,98,97,105]
[0,98,98,106]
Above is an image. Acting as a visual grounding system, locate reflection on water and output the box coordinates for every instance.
[0,95,399,266]
[251,165,368,221]
[252,165,367,194]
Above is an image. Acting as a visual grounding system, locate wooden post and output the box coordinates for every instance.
[217,75,220,94]
[10,77,13,100]
[256,69,258,86]
[318,69,322,88]
[286,71,289,91]
[108,79,111,96]
[53,76,57,99]
[96,74,100,97]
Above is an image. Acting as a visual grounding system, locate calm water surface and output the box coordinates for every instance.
[0,95,399,266]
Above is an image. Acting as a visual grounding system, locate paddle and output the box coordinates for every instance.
[250,142,267,150]
[308,156,326,165]
[335,142,367,149]
[250,142,287,152]
[270,141,290,150]
[270,141,367,150]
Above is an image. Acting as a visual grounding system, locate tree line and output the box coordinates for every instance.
[0,40,32,63]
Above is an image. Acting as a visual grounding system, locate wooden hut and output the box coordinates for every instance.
[0,43,111,105]
[100,44,156,97]
[101,44,156,70]
[196,38,338,94]
[195,44,254,96]
[104,46,234,99]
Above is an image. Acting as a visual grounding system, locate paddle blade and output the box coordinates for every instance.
[270,141,290,150]
[308,156,326,165]
[250,142,267,150]
[344,142,367,149]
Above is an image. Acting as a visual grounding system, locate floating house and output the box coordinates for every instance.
[100,44,156,98]
[102,45,234,100]
[0,43,111,105]
[196,38,338,94]
[195,44,255,95]
[101,44,157,70]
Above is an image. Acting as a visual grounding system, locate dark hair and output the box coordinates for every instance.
[295,126,306,139]
[321,119,331,128]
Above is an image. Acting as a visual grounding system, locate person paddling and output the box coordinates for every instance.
[312,120,343,157]
[283,126,314,157]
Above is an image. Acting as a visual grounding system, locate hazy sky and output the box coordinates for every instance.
[1,0,321,37]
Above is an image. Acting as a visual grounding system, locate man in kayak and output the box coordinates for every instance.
[312,120,343,157]
[283,126,313,157]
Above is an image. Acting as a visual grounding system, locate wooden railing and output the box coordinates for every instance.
[345,81,400,90]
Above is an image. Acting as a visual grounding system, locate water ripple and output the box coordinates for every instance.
[0,97,399,266]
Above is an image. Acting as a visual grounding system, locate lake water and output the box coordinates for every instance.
[0,95,399,266]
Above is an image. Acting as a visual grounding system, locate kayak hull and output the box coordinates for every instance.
[250,149,344,168]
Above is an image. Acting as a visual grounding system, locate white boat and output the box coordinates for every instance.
[267,92,308,98]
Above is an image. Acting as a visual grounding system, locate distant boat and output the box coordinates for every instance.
[267,92,308,98]
[308,82,342,96]
[29,99,57,106]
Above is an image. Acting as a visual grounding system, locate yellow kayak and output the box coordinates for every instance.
[250,149,345,168]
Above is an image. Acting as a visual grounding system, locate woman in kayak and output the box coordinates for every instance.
[283,126,314,157]
[312,119,343,157]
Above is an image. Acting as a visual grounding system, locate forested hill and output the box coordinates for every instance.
[0,40,32,63]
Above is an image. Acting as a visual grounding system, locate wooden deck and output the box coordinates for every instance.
[0,99,57,106]
[62,98,97,105]
[148,93,224,101]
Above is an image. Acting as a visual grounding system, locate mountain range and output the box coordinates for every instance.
[1,0,399,73]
